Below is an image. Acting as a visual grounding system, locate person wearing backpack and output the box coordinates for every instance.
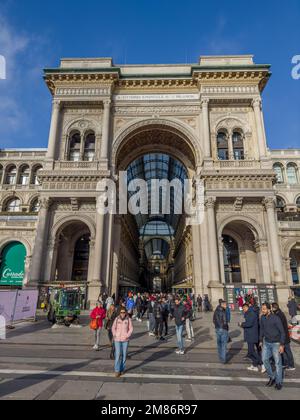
[111,309,133,378]
[90,301,106,351]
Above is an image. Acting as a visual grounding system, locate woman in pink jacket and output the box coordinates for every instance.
[90,301,106,351]
[111,308,133,377]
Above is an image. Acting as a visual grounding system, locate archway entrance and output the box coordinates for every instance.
[114,125,198,297]
[290,244,300,285]
[0,242,26,287]
[54,221,91,284]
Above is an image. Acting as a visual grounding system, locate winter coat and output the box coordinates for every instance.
[171,304,187,327]
[274,309,290,345]
[153,302,163,319]
[241,309,259,344]
[259,313,286,345]
[126,298,135,313]
[105,309,118,330]
[287,299,298,318]
[90,307,106,329]
[213,305,229,331]
[112,315,133,342]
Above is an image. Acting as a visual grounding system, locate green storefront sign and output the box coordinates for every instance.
[0,242,26,286]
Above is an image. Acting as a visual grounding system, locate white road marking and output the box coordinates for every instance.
[0,369,299,384]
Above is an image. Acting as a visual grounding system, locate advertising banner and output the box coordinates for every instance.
[0,291,17,323]
[13,290,38,322]
[0,242,26,286]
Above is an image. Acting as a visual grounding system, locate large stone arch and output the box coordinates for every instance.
[51,215,96,241]
[112,118,202,172]
[218,214,265,241]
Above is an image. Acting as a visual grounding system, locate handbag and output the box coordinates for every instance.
[90,319,98,330]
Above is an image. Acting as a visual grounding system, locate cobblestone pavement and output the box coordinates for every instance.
[0,312,299,400]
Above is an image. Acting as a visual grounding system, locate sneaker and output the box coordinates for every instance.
[247,366,259,372]
[275,384,283,391]
[149,332,155,337]
[286,367,296,372]
[186,338,192,342]
[93,345,99,350]
[261,366,267,374]
[175,350,181,354]
[179,351,185,355]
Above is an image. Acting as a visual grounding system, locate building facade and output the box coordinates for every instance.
[0,55,299,308]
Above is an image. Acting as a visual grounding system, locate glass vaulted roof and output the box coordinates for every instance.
[127,153,187,261]
[127,153,187,232]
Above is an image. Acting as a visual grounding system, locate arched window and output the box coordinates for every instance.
[0,165,3,184]
[217,131,229,160]
[18,165,30,186]
[276,196,286,212]
[5,166,17,185]
[31,199,40,213]
[223,235,241,284]
[232,131,244,160]
[84,132,95,161]
[6,198,21,213]
[286,163,298,185]
[69,132,81,162]
[273,163,284,184]
[296,197,300,209]
[31,165,43,185]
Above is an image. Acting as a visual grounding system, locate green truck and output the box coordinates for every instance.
[47,288,81,326]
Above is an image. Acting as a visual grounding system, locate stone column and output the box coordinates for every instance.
[252,98,267,158]
[206,197,221,283]
[254,239,271,284]
[100,99,112,160]
[264,197,284,283]
[111,216,122,298]
[228,131,234,160]
[201,99,211,158]
[88,192,106,307]
[29,198,52,285]
[46,100,61,160]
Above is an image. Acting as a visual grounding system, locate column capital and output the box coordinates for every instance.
[205,197,216,209]
[40,197,52,210]
[52,99,61,109]
[103,98,112,108]
[252,97,262,110]
[263,197,275,210]
[201,98,210,108]
[254,239,268,251]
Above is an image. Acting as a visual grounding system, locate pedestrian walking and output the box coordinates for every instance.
[105,304,118,360]
[147,295,156,336]
[171,297,187,355]
[90,301,106,351]
[111,309,133,378]
[136,293,143,322]
[105,295,114,312]
[154,298,165,341]
[184,300,194,342]
[204,295,211,312]
[272,303,296,372]
[260,303,286,391]
[125,293,135,318]
[197,295,203,313]
[287,297,298,319]
[213,300,229,364]
[161,297,170,336]
[239,303,262,372]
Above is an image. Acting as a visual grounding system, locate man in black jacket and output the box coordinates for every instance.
[272,303,295,371]
[287,297,298,319]
[171,297,187,355]
[239,303,261,372]
[260,303,286,390]
[213,300,229,364]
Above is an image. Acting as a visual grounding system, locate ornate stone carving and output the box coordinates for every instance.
[234,197,244,211]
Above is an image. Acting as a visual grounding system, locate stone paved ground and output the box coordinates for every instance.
[0,311,299,400]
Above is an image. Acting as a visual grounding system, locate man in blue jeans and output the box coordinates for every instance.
[260,302,286,391]
[213,300,229,364]
[171,297,187,355]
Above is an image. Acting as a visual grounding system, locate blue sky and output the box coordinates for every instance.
[0,0,299,150]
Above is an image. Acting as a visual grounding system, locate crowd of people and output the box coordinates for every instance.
[89,291,298,390]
